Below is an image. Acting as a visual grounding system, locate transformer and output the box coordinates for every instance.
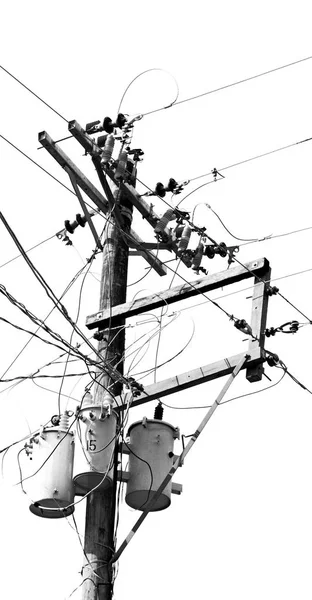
[125,418,179,511]
[27,413,75,519]
[74,404,117,496]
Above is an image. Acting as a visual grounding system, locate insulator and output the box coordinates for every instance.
[178,224,192,254]
[155,182,166,197]
[76,213,86,228]
[216,242,227,258]
[103,116,114,134]
[205,245,215,259]
[192,242,204,270]
[115,150,128,181]
[267,353,279,367]
[265,327,276,338]
[155,209,175,234]
[154,403,164,420]
[64,219,77,234]
[116,113,127,129]
[167,178,178,192]
[234,319,253,336]
[101,134,115,163]
[103,114,127,133]
[59,412,70,431]
[267,285,279,296]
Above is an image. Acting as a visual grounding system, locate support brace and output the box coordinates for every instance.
[110,353,248,564]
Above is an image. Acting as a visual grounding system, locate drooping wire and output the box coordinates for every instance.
[57,251,97,415]
[0,253,96,380]
[201,203,262,242]
[117,68,179,115]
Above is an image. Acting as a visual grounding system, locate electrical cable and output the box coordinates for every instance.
[0,256,89,381]
[0,234,56,270]
[231,254,312,324]
[140,54,312,117]
[131,318,195,381]
[0,134,107,224]
[57,253,96,415]
[0,64,69,122]
[117,68,179,115]
[277,362,312,395]
[153,259,181,383]
[0,134,74,194]
[202,203,261,242]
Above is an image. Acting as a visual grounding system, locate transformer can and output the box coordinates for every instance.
[27,420,75,519]
[125,418,179,511]
[74,406,117,495]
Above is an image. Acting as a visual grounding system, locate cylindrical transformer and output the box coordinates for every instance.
[125,418,179,511]
[27,418,75,519]
[74,406,117,495]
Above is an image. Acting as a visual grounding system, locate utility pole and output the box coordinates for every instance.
[81,186,133,600]
[39,122,273,600]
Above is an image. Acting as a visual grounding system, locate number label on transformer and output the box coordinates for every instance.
[87,439,96,451]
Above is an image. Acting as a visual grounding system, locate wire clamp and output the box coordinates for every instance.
[211,168,225,181]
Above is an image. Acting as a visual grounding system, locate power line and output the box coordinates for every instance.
[0,134,75,195]
[141,54,312,117]
[0,64,69,122]
[0,234,56,270]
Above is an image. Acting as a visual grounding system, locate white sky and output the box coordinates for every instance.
[1,1,312,599]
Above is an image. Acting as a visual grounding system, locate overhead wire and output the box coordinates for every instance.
[0,256,96,380]
[140,54,312,117]
[117,67,179,115]
[57,251,97,415]
[0,233,57,270]
[0,64,69,122]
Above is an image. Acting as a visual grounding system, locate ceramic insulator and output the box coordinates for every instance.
[154,209,175,234]
[178,224,191,253]
[192,242,204,269]
[101,134,115,163]
[115,150,128,181]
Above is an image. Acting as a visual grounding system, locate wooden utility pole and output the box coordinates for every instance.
[81,191,133,600]
[39,122,272,600]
